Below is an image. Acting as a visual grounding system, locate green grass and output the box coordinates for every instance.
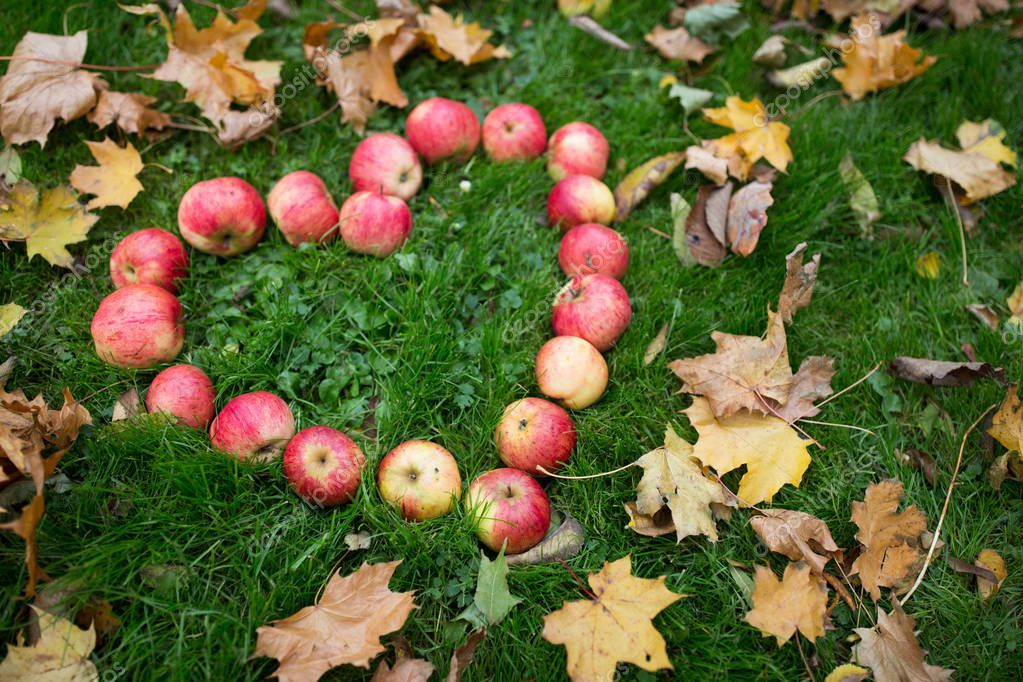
[3,1,1023,679]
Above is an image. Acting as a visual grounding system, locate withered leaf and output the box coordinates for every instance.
[853,602,953,682]
[417,5,511,65]
[644,25,714,63]
[745,562,828,646]
[684,144,729,185]
[777,242,821,324]
[965,303,999,331]
[887,357,1006,387]
[975,549,1006,600]
[850,480,928,600]
[988,384,1023,453]
[0,182,98,269]
[613,152,685,222]
[0,606,97,679]
[69,138,146,210]
[446,628,485,682]
[900,448,937,487]
[904,138,1016,205]
[832,15,936,101]
[643,324,669,366]
[726,180,773,257]
[88,89,171,135]
[505,511,585,566]
[371,657,434,682]
[111,388,142,422]
[750,509,841,574]
[702,96,793,180]
[684,185,727,267]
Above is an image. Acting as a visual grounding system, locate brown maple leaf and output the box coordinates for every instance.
[88,89,171,135]
[850,479,928,600]
[750,509,841,574]
[853,601,953,681]
[832,14,936,101]
[775,356,835,423]
[417,5,512,65]
[542,555,684,681]
[777,242,821,324]
[254,561,416,681]
[0,30,103,146]
[917,0,1008,29]
[745,562,829,646]
[645,25,714,63]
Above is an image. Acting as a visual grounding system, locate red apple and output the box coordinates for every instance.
[546,121,609,181]
[552,274,632,351]
[494,398,576,476]
[547,175,615,230]
[177,177,266,256]
[535,336,608,410]
[465,468,551,554]
[349,133,423,200]
[405,97,481,164]
[377,440,462,521]
[91,284,184,369]
[267,170,338,246]
[209,391,295,461]
[482,103,547,162]
[109,228,189,293]
[558,223,629,280]
[338,190,413,257]
[283,426,365,507]
[145,364,215,429]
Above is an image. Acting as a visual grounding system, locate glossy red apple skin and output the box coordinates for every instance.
[208,391,295,461]
[338,191,413,257]
[145,364,215,429]
[535,336,609,410]
[482,103,547,162]
[552,274,632,352]
[546,121,609,180]
[494,398,576,476]
[349,133,423,200]
[177,177,266,256]
[283,426,365,507]
[110,228,189,293]
[465,468,552,554]
[547,175,615,230]
[90,284,184,369]
[558,223,629,280]
[377,440,462,521]
[405,97,481,164]
[267,171,338,246]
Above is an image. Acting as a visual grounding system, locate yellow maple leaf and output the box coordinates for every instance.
[417,5,512,65]
[957,119,1017,168]
[914,252,940,279]
[685,396,811,505]
[988,384,1023,453]
[745,562,828,646]
[976,549,1007,600]
[542,555,683,682]
[0,182,98,269]
[1006,285,1023,326]
[0,606,97,679]
[69,138,146,210]
[701,95,793,180]
[0,303,26,338]
[832,14,936,101]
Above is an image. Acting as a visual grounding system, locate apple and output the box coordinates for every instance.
[91,284,184,369]
[535,336,609,410]
[283,426,365,507]
[546,121,609,181]
[338,190,413,257]
[109,228,189,293]
[209,391,295,461]
[377,439,462,521]
[482,103,547,162]
[465,468,551,554]
[145,364,215,429]
[177,176,266,256]
[547,175,615,230]
[494,398,576,476]
[267,170,338,246]
[558,223,629,280]
[405,97,481,164]
[349,133,423,200]
[552,274,632,351]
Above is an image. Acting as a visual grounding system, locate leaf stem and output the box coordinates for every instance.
[0,55,160,72]
[558,559,596,601]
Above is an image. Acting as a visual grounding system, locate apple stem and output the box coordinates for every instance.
[558,559,597,601]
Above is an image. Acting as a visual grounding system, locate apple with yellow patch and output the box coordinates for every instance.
[377,440,462,521]
[283,426,365,507]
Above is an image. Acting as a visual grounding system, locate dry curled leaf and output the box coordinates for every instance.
[542,555,684,682]
[832,14,936,101]
[745,562,828,646]
[887,357,1006,387]
[0,303,26,339]
[1006,284,1023,325]
[903,137,1016,205]
[88,89,171,135]
[254,561,416,681]
[371,657,434,682]
[824,663,870,682]
[645,25,714,63]
[446,629,485,682]
[111,388,142,422]
[853,602,953,682]
[989,384,1023,453]
[750,509,841,574]
[726,180,773,257]
[777,242,821,324]
[683,185,727,267]
[0,31,102,147]
[69,138,146,210]
[684,144,729,185]
[917,0,1009,29]
[0,182,98,269]
[417,5,511,65]
[0,606,97,680]
[766,57,830,89]
[613,152,685,222]
[752,34,788,67]
[975,549,1006,600]
[850,480,928,600]
[965,303,999,331]
[505,511,585,566]
[899,447,937,487]
[643,324,669,365]
[702,96,793,181]
[839,154,880,238]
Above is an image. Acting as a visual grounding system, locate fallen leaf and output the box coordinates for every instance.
[372,657,434,682]
[111,388,142,422]
[668,83,713,117]
[559,0,612,17]
[887,357,1006,387]
[775,356,835,423]
[684,144,730,185]
[839,154,880,238]
[628,424,728,542]
[850,480,928,600]
[899,447,937,487]
[777,242,821,324]
[683,2,750,44]
[702,96,793,180]
[0,606,97,679]
[766,57,830,89]
[1007,283,1023,325]
[956,118,1017,167]
[1,144,23,191]
[460,546,521,628]
[417,5,511,65]
[644,324,669,365]
[704,181,731,246]
[726,180,773,256]
[0,303,26,338]
[88,89,171,135]
[613,152,685,221]
[987,451,1023,489]
[917,0,1009,29]
[254,561,416,680]
[644,25,714,62]
[542,555,684,682]
[505,511,585,566]
[683,185,727,267]
[0,31,102,146]
[853,601,953,682]
[446,629,484,682]
[0,181,99,269]
[745,562,828,646]
[904,138,1016,205]
[988,384,1023,453]
[975,549,1006,600]
[69,138,146,210]
[567,15,634,51]
[965,303,999,331]
[685,396,812,505]
[914,251,941,279]
[824,663,870,682]
[753,34,788,67]
[750,509,841,574]
[670,193,695,266]
[832,15,936,101]
[344,531,372,550]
